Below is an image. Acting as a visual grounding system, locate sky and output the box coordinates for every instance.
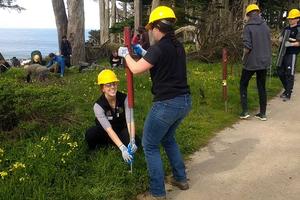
[0,0,100,29]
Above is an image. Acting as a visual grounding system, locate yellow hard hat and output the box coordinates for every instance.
[97,69,119,85]
[287,9,300,19]
[145,6,176,30]
[245,4,260,15]
[33,54,41,62]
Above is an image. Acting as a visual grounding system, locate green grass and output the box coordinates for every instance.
[0,60,281,200]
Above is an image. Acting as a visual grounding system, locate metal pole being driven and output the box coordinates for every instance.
[124,27,134,173]
[222,48,228,112]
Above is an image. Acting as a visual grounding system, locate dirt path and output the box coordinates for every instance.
[168,78,300,200]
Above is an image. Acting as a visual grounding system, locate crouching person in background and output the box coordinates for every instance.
[85,69,139,163]
[24,64,49,82]
[46,53,65,77]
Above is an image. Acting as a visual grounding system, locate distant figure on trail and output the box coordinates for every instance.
[239,4,271,121]
[277,9,300,102]
[46,53,65,77]
[85,69,139,163]
[109,50,122,68]
[60,36,72,68]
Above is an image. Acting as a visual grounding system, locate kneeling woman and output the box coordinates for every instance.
[85,69,138,162]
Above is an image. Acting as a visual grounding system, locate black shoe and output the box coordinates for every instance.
[170,177,189,190]
[282,96,290,102]
[280,92,287,98]
[255,113,267,121]
[239,111,250,119]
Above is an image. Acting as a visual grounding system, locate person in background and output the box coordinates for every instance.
[239,4,271,121]
[277,9,300,102]
[60,36,72,68]
[85,69,138,163]
[11,57,20,67]
[30,50,45,65]
[138,26,150,50]
[0,58,10,73]
[46,53,65,77]
[24,64,49,82]
[118,6,191,200]
[109,50,122,68]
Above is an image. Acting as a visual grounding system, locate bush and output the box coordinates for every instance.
[0,74,74,134]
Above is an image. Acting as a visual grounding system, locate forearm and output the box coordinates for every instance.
[124,55,142,74]
[292,41,300,47]
[105,127,123,147]
[127,121,135,139]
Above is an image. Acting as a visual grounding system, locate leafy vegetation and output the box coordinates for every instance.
[0,60,281,199]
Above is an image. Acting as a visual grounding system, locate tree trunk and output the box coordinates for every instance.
[111,0,117,42]
[99,0,109,45]
[134,0,141,32]
[67,0,85,64]
[149,0,160,45]
[51,0,68,52]
[123,2,127,19]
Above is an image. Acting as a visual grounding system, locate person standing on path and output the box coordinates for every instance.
[118,6,191,200]
[239,4,271,121]
[277,9,300,102]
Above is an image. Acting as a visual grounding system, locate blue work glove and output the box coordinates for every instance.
[119,144,133,163]
[133,44,147,56]
[285,41,293,47]
[128,138,138,153]
[118,47,129,58]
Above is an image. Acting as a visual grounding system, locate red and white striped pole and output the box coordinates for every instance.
[123,27,134,108]
[123,26,134,173]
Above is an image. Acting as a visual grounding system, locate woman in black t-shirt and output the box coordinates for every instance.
[118,6,191,200]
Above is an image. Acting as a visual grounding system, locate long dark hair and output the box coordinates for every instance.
[153,18,184,56]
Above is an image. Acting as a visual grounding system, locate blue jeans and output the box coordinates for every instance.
[142,94,192,197]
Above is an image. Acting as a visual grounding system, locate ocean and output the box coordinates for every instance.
[0,28,90,59]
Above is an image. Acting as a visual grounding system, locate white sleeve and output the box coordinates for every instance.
[93,103,112,130]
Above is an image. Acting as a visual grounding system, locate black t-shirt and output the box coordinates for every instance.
[285,25,300,54]
[143,34,190,101]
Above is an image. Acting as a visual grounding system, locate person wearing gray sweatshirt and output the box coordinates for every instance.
[239,4,271,121]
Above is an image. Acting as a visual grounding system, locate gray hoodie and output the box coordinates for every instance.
[243,15,271,70]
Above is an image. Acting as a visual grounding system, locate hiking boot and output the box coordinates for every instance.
[280,91,287,98]
[136,192,166,200]
[239,111,250,119]
[254,113,267,121]
[170,177,189,190]
[282,96,290,102]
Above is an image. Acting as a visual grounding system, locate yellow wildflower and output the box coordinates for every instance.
[41,136,48,142]
[67,142,78,149]
[9,162,26,172]
[0,148,4,157]
[0,171,8,179]
[59,133,70,142]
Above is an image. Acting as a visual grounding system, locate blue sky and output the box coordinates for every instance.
[0,0,100,29]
